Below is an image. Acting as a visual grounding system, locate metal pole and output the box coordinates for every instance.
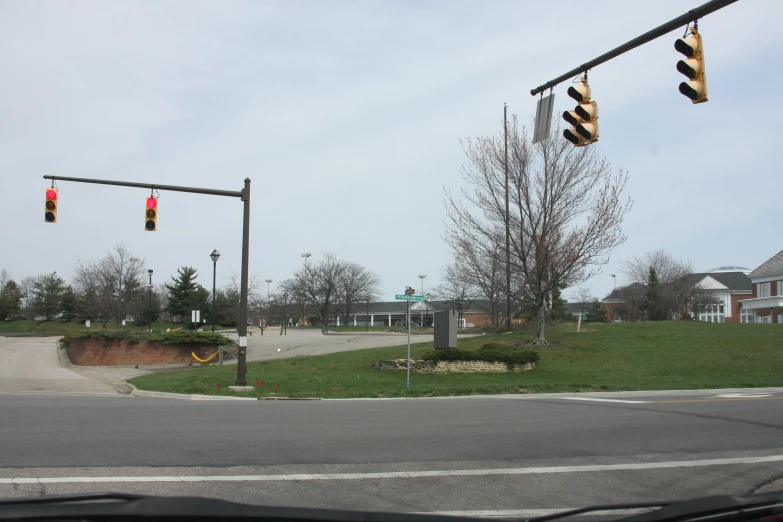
[504,104,512,331]
[236,178,251,386]
[212,261,217,334]
[406,297,411,390]
[530,0,739,96]
[148,271,153,333]
[366,301,369,332]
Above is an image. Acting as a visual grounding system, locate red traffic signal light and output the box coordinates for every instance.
[45,187,58,223]
[145,196,158,231]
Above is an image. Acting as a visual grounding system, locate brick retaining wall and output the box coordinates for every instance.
[66,339,220,366]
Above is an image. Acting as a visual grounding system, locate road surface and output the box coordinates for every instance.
[1,390,781,517]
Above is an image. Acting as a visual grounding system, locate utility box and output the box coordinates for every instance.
[434,309,457,349]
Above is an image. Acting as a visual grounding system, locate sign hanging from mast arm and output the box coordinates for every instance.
[533,92,555,144]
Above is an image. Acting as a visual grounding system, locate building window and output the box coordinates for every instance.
[759,283,770,298]
[778,281,783,296]
[757,315,771,324]
[740,309,754,323]
[699,303,726,323]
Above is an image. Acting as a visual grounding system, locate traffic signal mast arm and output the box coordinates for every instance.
[529,0,737,97]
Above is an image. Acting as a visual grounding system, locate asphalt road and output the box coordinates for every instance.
[2,391,782,518]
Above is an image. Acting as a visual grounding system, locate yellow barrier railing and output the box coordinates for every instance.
[191,350,219,363]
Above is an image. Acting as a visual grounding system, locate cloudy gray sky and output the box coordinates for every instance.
[1,0,779,302]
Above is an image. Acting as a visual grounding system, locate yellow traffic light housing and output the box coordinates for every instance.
[145,196,158,231]
[675,26,708,104]
[563,76,599,147]
[45,187,58,223]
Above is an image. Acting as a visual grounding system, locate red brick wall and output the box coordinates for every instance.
[66,340,219,366]
[728,293,751,323]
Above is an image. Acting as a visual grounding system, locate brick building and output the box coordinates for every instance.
[601,266,752,323]
[739,249,783,324]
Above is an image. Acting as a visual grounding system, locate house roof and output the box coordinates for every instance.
[602,283,646,301]
[692,271,752,292]
[749,249,783,279]
[364,299,492,315]
[602,270,751,302]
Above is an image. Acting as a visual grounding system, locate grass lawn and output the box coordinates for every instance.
[0,320,185,334]
[128,321,783,399]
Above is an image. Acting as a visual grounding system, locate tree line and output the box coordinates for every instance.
[274,252,381,335]
[0,244,263,329]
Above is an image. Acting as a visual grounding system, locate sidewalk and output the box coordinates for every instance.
[0,336,118,395]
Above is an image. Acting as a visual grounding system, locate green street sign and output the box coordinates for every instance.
[395,294,425,301]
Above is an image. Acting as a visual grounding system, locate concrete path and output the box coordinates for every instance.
[0,336,118,395]
[223,327,476,362]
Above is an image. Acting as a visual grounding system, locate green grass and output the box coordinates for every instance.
[0,320,189,334]
[128,321,783,399]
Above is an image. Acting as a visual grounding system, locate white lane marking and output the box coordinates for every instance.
[714,394,771,398]
[2,455,782,484]
[419,508,655,518]
[560,397,649,404]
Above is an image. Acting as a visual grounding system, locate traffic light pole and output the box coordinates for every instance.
[529,0,739,96]
[42,174,252,385]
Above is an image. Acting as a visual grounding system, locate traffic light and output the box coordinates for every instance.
[675,26,708,104]
[44,187,58,223]
[563,76,599,146]
[145,196,158,231]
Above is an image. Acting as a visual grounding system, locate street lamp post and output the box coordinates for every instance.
[418,274,426,326]
[265,279,272,333]
[611,274,616,291]
[210,249,221,363]
[300,253,311,325]
[147,269,153,332]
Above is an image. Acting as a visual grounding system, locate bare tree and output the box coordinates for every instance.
[619,249,717,320]
[446,230,506,326]
[18,275,42,318]
[269,292,296,335]
[338,262,380,327]
[620,249,691,286]
[0,269,10,290]
[72,244,146,328]
[281,252,345,334]
[569,287,594,316]
[445,116,632,344]
[435,263,479,327]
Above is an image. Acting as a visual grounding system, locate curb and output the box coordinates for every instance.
[321,387,783,401]
[127,383,320,401]
[125,385,783,402]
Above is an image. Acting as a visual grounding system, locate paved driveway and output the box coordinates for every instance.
[223,328,461,362]
[0,336,117,395]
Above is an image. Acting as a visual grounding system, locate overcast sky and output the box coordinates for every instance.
[1,0,780,302]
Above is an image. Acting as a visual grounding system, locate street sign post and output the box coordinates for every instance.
[395,294,425,301]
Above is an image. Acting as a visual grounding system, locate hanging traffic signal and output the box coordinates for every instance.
[563,76,599,147]
[44,187,58,223]
[675,26,708,104]
[145,196,158,231]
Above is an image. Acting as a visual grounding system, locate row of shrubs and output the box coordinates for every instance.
[60,330,234,347]
[421,342,539,368]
